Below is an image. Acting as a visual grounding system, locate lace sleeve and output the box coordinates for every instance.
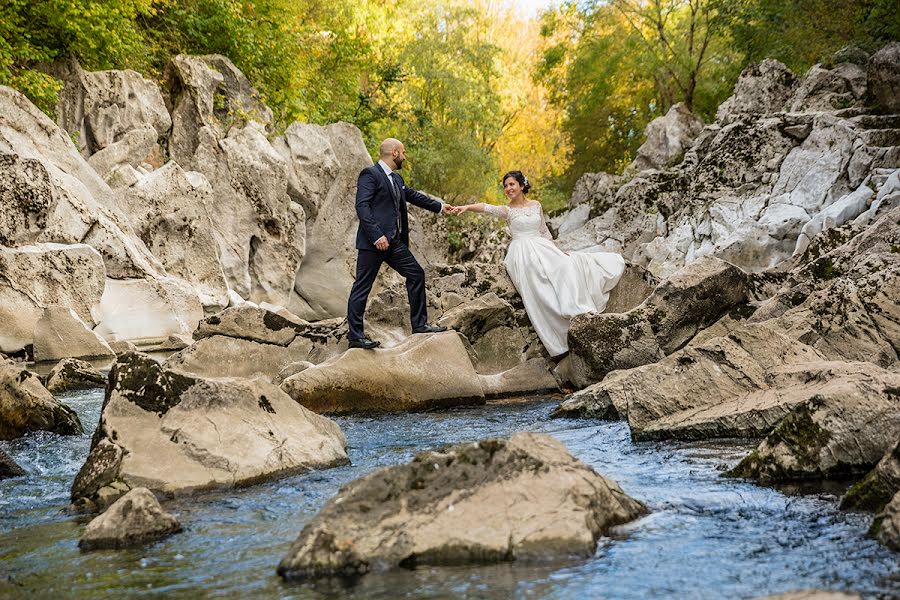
[538,206,554,240]
[482,204,509,219]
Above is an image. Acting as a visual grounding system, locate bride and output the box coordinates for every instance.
[447,170,625,357]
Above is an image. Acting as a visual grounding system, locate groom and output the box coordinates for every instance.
[346,138,449,349]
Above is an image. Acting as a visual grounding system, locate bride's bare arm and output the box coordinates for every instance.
[449,203,507,218]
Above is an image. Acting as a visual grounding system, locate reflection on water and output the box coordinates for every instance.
[1,390,897,599]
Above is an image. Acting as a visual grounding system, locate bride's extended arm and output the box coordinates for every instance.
[450,203,507,218]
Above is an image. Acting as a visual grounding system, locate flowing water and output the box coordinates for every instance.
[1,390,898,599]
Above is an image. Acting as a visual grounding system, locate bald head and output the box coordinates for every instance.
[379,138,406,170]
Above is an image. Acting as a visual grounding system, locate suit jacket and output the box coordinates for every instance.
[354,163,443,250]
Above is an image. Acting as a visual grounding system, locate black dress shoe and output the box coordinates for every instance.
[348,337,380,350]
[411,324,448,334]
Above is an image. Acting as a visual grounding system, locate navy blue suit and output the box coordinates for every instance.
[347,163,443,340]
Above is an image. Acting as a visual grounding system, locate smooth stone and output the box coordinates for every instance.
[79,487,181,551]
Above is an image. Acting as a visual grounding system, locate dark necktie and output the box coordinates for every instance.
[390,172,402,237]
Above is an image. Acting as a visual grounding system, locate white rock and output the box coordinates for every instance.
[32,307,114,362]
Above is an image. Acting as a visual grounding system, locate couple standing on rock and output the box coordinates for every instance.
[348,138,625,357]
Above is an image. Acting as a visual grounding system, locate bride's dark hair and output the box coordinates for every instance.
[502,170,531,194]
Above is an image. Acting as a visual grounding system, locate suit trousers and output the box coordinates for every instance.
[347,240,427,340]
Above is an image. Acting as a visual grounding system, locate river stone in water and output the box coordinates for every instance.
[46,358,106,393]
[79,487,181,551]
[0,447,26,478]
[277,432,645,579]
[0,360,83,440]
[71,352,348,510]
[841,440,900,512]
[872,491,900,552]
[280,332,485,415]
[728,367,900,483]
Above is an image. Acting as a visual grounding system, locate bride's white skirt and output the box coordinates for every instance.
[504,236,625,356]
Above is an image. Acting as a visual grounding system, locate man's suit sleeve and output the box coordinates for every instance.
[355,168,385,244]
[400,179,444,214]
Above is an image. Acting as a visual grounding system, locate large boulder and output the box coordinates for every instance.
[0,243,106,353]
[841,440,900,512]
[54,60,170,171]
[277,433,645,579]
[78,487,181,551]
[716,59,797,122]
[868,43,900,112]
[280,332,485,414]
[629,103,704,172]
[45,358,106,394]
[71,352,348,510]
[117,162,229,310]
[194,306,345,348]
[0,360,83,440]
[785,62,867,113]
[727,366,900,482]
[0,447,26,479]
[567,257,750,384]
[164,335,316,381]
[164,55,300,306]
[32,306,114,362]
[872,491,900,551]
[92,277,203,345]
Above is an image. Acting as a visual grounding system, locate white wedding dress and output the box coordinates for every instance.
[484,201,625,356]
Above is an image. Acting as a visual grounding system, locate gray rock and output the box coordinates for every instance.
[79,487,181,551]
[841,440,900,512]
[194,305,343,347]
[868,42,900,112]
[0,360,83,440]
[280,332,485,415]
[478,358,559,397]
[629,103,704,172]
[716,59,797,122]
[32,306,114,362]
[437,293,515,341]
[277,433,645,579]
[785,63,867,113]
[0,447,25,479]
[727,366,900,482]
[568,257,750,383]
[71,352,348,510]
[165,335,314,382]
[45,358,106,394]
[872,491,900,552]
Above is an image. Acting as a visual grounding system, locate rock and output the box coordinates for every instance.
[147,333,193,352]
[785,62,867,113]
[280,332,485,414]
[194,305,341,347]
[165,55,300,306]
[637,361,897,442]
[273,122,341,222]
[71,352,348,510]
[92,277,203,346]
[88,126,160,179]
[868,43,900,112]
[32,306,114,362]
[477,358,559,397]
[604,263,657,314]
[872,491,900,551]
[78,487,181,551]
[629,103,704,172]
[118,162,229,310]
[841,440,900,512]
[107,340,137,355]
[0,86,165,279]
[727,366,900,482]
[567,257,750,383]
[437,293,514,341]
[568,172,621,209]
[164,335,314,381]
[274,361,314,385]
[753,592,862,600]
[716,59,797,122]
[470,326,527,374]
[0,360,83,440]
[45,358,106,393]
[288,123,373,320]
[277,433,645,579]
[0,243,106,354]
[55,60,170,161]
[0,447,26,479]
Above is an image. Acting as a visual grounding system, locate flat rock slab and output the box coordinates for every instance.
[165,334,313,382]
[277,432,645,579]
[0,360,83,440]
[46,358,106,394]
[195,306,344,347]
[71,352,348,510]
[79,487,181,551]
[280,332,485,415]
[728,366,900,483]
[33,306,114,362]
